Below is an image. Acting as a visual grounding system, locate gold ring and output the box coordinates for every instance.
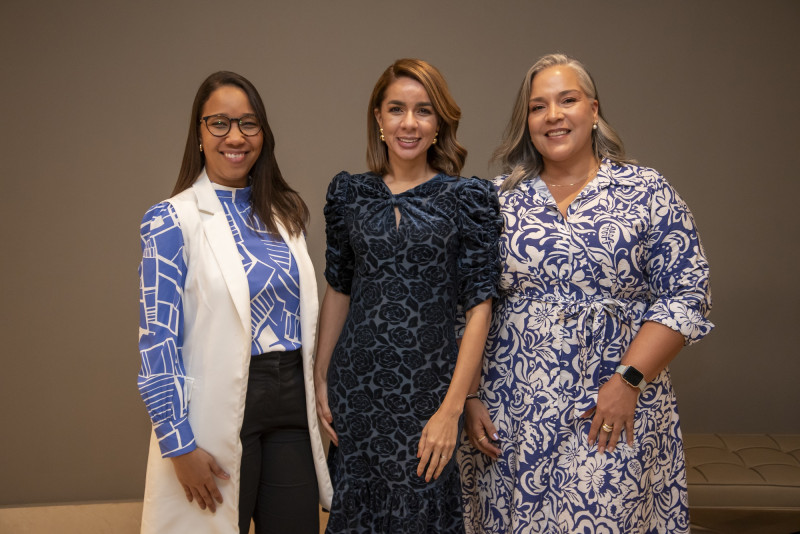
[602,423,614,433]
[477,435,487,442]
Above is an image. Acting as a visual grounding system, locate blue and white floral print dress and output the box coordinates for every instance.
[324,171,501,534]
[458,161,713,534]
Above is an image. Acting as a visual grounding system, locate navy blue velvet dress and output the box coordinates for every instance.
[323,171,501,534]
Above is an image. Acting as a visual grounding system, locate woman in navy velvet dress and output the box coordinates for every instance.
[313,59,501,533]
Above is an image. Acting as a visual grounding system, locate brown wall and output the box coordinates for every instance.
[1,0,798,506]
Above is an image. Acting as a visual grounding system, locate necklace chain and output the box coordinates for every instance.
[542,163,600,187]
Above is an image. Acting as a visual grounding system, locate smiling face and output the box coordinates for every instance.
[199,85,263,188]
[373,76,439,170]
[527,65,598,168]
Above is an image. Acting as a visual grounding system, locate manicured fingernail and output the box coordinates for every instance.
[492,433,499,440]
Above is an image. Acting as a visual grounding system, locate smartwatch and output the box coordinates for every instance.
[615,364,647,392]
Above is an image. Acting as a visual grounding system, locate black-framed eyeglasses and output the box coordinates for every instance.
[200,114,262,137]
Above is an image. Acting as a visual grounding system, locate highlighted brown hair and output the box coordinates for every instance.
[366,59,467,177]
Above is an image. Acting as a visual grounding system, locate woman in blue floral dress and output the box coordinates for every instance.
[314,59,501,533]
[458,54,713,533]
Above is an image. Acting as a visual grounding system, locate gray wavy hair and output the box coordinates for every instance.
[494,54,634,191]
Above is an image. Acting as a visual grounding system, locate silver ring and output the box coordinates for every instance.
[440,454,448,459]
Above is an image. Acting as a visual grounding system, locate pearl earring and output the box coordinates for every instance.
[592,122,598,130]
[199,143,203,152]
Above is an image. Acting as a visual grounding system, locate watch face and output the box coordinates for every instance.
[623,366,644,385]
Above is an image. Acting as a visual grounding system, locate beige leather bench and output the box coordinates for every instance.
[684,434,800,534]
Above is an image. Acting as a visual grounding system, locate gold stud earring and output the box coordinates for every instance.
[380,128,385,142]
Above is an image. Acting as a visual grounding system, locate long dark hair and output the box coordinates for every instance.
[173,71,308,235]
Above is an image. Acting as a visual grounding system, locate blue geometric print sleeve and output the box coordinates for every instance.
[641,172,713,344]
[138,202,196,458]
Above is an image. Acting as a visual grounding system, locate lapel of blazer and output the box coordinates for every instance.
[192,171,251,337]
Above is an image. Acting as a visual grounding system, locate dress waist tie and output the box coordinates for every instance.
[562,298,647,418]
[501,291,648,419]
[560,298,647,419]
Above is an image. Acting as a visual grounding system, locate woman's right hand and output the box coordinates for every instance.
[314,285,348,447]
[465,398,501,459]
[170,447,230,512]
[315,377,338,446]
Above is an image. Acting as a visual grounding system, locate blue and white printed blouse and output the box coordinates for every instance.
[138,183,301,457]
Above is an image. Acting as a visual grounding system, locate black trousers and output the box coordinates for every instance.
[238,348,319,534]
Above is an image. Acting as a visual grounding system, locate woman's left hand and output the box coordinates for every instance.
[464,398,501,459]
[586,374,640,453]
[416,409,460,482]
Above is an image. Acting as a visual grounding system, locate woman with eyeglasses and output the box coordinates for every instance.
[138,71,332,534]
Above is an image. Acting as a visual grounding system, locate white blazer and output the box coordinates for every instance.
[141,171,332,533]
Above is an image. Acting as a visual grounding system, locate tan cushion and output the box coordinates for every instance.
[684,433,800,509]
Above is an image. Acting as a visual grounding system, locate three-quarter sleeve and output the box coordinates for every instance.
[641,177,714,344]
[138,202,196,457]
[324,171,355,295]
[456,178,503,311]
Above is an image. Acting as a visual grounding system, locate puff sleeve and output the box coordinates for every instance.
[324,171,355,295]
[456,177,503,311]
[138,202,196,457]
[641,175,714,344]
